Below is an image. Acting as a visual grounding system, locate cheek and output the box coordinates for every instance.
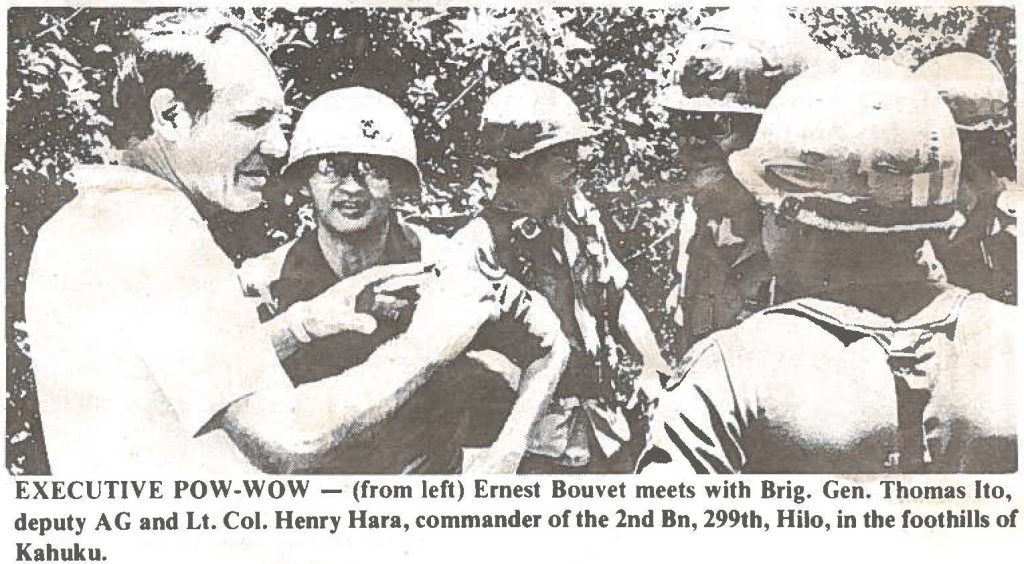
[366,178,393,205]
[202,123,257,161]
[309,184,333,211]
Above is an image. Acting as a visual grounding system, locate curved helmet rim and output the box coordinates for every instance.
[481,78,601,161]
[915,52,1010,131]
[656,85,766,115]
[282,87,421,181]
[730,57,965,234]
[728,150,966,234]
[507,123,601,160]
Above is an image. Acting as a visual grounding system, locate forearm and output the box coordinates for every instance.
[486,335,570,463]
[224,322,477,473]
[620,292,668,368]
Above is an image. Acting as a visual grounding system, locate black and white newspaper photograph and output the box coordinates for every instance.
[4,1,1022,561]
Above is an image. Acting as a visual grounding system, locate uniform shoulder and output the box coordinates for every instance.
[401,213,475,237]
[960,292,1016,320]
[958,292,1018,343]
[712,300,861,359]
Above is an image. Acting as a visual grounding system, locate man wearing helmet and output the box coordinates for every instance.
[454,78,672,473]
[915,52,1016,304]
[638,58,1017,474]
[239,87,569,474]
[657,9,836,351]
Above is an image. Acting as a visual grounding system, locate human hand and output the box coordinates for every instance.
[295,262,433,339]
[399,266,508,359]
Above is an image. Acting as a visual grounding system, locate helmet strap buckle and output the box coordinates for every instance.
[776,196,803,225]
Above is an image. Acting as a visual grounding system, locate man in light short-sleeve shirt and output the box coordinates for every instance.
[28,165,290,473]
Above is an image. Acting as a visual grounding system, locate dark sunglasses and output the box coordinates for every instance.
[307,155,391,185]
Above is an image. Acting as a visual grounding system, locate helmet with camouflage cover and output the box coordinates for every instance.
[656,8,836,114]
[915,52,1010,132]
[480,78,599,161]
[729,57,964,234]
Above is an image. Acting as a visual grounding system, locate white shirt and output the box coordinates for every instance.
[26,165,291,474]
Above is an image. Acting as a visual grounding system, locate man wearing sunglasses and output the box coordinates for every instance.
[453,78,672,473]
[239,87,569,474]
[656,9,836,352]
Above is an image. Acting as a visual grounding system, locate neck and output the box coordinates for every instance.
[817,281,947,322]
[122,137,224,220]
[122,137,188,193]
[318,216,391,279]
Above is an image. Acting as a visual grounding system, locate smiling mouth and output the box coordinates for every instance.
[332,199,370,218]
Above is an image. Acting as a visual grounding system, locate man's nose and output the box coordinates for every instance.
[261,121,288,159]
[335,176,366,194]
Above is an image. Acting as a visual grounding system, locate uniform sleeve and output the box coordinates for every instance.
[570,192,629,291]
[597,224,630,292]
[452,217,565,363]
[118,213,292,436]
[448,216,507,281]
[637,337,756,475]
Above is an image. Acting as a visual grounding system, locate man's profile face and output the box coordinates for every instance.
[305,155,396,236]
[516,141,581,215]
[671,111,759,193]
[170,30,287,212]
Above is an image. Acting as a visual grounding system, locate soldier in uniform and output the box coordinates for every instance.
[915,52,1016,304]
[656,8,836,350]
[638,58,1017,474]
[238,88,570,474]
[453,78,672,473]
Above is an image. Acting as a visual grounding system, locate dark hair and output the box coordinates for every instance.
[109,10,259,148]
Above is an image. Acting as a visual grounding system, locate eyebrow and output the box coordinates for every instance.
[239,107,278,118]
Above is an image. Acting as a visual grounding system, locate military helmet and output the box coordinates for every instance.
[656,8,836,114]
[285,87,420,180]
[915,52,1010,131]
[480,78,599,161]
[730,57,964,234]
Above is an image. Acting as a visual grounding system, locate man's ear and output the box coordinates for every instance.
[149,88,194,141]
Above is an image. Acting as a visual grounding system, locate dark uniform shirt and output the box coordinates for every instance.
[932,167,1017,305]
[265,220,471,474]
[677,170,773,351]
